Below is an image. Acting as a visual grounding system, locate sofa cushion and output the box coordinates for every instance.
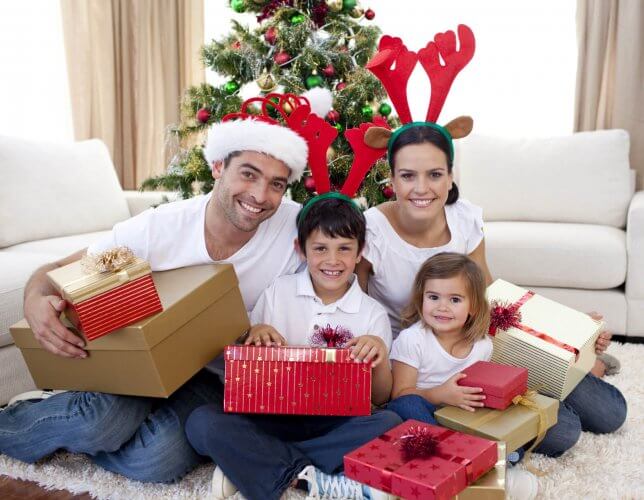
[485,222,626,289]
[0,231,110,347]
[0,136,130,248]
[454,129,632,227]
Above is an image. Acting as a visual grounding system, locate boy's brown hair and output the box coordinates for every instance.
[401,252,490,345]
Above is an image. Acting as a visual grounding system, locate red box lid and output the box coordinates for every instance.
[458,361,528,398]
[225,345,354,363]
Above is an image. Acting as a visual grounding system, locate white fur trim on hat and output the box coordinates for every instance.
[204,119,308,182]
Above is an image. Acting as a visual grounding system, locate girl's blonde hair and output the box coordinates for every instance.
[401,252,490,345]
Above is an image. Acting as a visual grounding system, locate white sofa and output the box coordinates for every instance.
[0,135,171,405]
[455,129,643,338]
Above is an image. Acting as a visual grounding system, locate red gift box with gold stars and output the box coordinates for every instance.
[344,420,497,500]
[223,345,371,416]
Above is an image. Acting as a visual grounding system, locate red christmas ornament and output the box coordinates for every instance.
[398,426,438,461]
[489,301,522,335]
[303,176,316,193]
[336,82,347,91]
[382,185,394,199]
[196,107,211,124]
[264,26,277,45]
[310,324,354,348]
[322,63,335,77]
[274,50,291,65]
[231,40,242,50]
[326,110,340,123]
[364,8,375,20]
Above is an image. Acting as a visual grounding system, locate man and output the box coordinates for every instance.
[0,92,326,483]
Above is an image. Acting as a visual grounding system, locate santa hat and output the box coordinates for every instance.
[204,88,333,183]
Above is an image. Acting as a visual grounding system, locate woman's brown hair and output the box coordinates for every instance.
[401,252,490,345]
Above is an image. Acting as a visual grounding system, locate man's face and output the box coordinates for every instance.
[212,151,290,232]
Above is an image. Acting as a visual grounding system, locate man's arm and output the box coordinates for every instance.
[23,248,88,358]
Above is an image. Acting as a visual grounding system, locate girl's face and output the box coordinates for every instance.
[391,142,453,224]
[422,274,472,336]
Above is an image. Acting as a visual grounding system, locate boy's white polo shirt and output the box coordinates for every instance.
[250,270,393,350]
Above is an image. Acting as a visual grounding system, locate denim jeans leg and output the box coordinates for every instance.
[563,374,627,433]
[533,400,582,458]
[0,391,152,463]
[186,406,311,500]
[386,394,438,424]
[292,409,403,474]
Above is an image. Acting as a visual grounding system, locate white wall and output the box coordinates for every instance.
[0,1,74,142]
[204,0,577,138]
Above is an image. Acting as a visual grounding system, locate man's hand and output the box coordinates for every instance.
[346,335,388,368]
[24,294,86,358]
[436,373,485,412]
[588,311,612,354]
[244,324,287,346]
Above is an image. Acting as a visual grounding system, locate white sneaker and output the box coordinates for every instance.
[506,468,538,500]
[297,465,395,500]
[7,389,67,407]
[211,466,239,499]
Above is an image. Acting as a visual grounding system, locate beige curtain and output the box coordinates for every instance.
[60,0,205,189]
[575,0,644,189]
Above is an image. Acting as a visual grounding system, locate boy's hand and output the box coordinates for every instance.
[244,324,286,346]
[346,335,388,368]
[587,311,612,353]
[438,373,485,412]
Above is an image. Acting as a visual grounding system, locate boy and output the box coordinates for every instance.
[185,195,400,500]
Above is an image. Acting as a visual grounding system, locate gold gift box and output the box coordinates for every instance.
[455,441,506,500]
[11,264,249,398]
[434,393,559,453]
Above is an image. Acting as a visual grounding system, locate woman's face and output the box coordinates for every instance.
[391,142,453,224]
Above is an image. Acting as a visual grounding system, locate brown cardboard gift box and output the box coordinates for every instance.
[10,264,249,398]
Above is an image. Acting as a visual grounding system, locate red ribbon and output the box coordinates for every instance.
[489,291,579,360]
[377,428,473,492]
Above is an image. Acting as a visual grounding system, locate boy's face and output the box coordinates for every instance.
[299,229,362,299]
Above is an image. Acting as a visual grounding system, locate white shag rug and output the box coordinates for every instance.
[1,342,643,499]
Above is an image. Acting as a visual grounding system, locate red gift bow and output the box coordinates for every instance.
[489,291,580,360]
[377,427,473,493]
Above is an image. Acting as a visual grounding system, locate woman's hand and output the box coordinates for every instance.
[346,335,388,367]
[588,311,612,353]
[244,324,287,346]
[436,373,486,412]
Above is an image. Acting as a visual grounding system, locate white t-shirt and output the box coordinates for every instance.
[88,193,302,313]
[390,321,493,390]
[250,270,392,350]
[363,199,484,337]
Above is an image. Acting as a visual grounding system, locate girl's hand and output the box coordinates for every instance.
[346,335,388,368]
[587,311,612,353]
[438,373,486,412]
[244,324,287,346]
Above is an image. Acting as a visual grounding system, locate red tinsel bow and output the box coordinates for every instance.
[489,300,522,335]
[310,324,354,348]
[397,426,439,461]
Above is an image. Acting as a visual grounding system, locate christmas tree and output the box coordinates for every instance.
[141,0,399,205]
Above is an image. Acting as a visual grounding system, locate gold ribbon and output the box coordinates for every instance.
[324,349,337,362]
[511,389,548,476]
[80,247,136,273]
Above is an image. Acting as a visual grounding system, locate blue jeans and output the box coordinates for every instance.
[0,369,223,482]
[386,394,438,425]
[186,402,402,500]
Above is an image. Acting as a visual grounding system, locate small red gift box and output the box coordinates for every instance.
[458,361,528,410]
[223,345,371,416]
[47,253,163,341]
[344,420,498,500]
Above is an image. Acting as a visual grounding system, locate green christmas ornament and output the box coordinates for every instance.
[342,0,357,12]
[334,123,344,133]
[305,74,324,89]
[223,81,240,95]
[361,104,374,120]
[378,102,392,116]
[290,13,306,25]
[230,0,246,13]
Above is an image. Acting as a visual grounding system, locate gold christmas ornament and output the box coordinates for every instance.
[326,0,343,12]
[326,146,336,163]
[349,6,364,18]
[257,71,277,92]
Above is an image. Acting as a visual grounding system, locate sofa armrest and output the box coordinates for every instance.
[626,190,644,299]
[123,190,178,217]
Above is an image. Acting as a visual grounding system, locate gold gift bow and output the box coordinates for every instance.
[62,248,138,296]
